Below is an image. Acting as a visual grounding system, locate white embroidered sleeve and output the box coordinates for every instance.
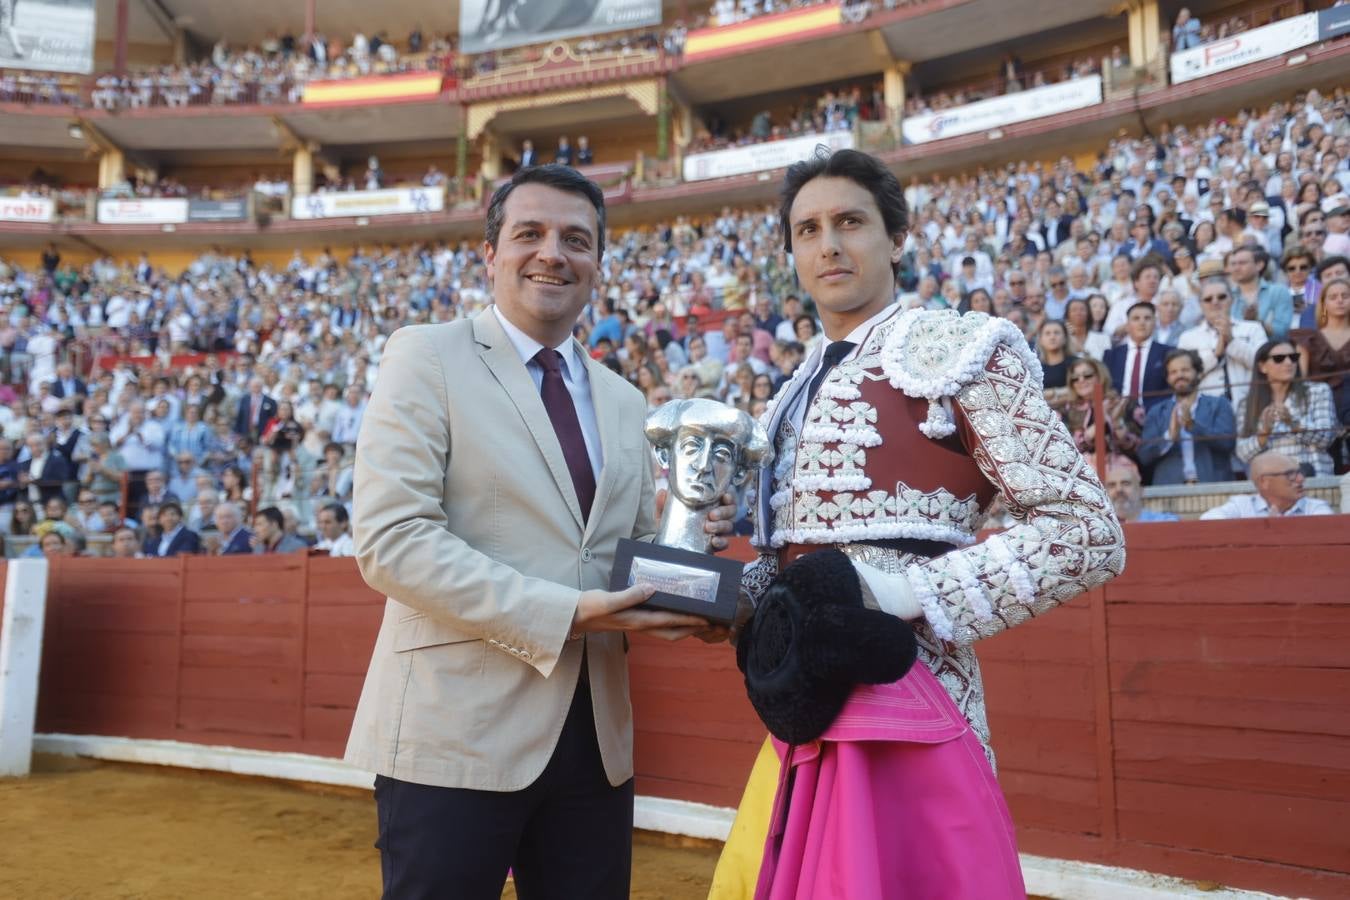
[905,343,1126,645]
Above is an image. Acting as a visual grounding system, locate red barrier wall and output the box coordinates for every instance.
[16,518,1350,898]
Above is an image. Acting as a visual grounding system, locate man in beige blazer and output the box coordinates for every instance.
[347,165,729,900]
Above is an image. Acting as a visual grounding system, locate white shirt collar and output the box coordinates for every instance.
[827,302,900,350]
[493,305,586,377]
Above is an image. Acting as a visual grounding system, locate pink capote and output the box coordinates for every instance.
[754,664,1025,900]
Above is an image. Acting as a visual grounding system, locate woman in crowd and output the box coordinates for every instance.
[10,500,36,537]
[619,332,651,383]
[1236,339,1339,476]
[1298,277,1350,395]
[1192,220,1219,262]
[1036,319,1073,396]
[1054,356,1139,459]
[220,463,251,506]
[724,363,756,410]
[1065,298,1111,360]
[794,313,822,354]
[634,363,664,401]
[958,287,994,315]
[1103,253,1133,306]
[750,372,776,408]
[1087,292,1111,337]
[260,400,308,500]
[1162,245,1199,305]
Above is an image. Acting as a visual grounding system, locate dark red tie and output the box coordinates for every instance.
[534,348,596,522]
[1129,344,1144,400]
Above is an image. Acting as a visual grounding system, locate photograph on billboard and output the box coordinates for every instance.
[0,0,96,74]
[459,0,661,54]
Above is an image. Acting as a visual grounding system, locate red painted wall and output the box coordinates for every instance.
[15,518,1350,897]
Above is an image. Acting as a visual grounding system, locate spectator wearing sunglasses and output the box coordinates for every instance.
[1200,452,1332,519]
[1235,340,1338,476]
[1281,244,1318,323]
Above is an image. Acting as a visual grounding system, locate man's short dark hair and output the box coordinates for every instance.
[1316,255,1349,279]
[779,148,908,280]
[255,506,285,530]
[159,500,183,517]
[1165,348,1203,373]
[320,502,349,525]
[484,164,606,261]
[1131,257,1165,282]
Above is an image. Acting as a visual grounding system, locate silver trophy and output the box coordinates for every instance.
[610,399,772,625]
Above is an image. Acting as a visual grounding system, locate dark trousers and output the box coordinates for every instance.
[374,681,634,900]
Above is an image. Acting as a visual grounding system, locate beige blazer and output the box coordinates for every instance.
[345,309,656,791]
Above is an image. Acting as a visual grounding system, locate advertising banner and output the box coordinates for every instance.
[1319,5,1350,42]
[96,198,190,225]
[459,0,661,54]
[0,197,56,223]
[0,0,95,74]
[187,199,249,223]
[1169,13,1318,84]
[683,130,854,183]
[290,187,445,220]
[902,76,1102,145]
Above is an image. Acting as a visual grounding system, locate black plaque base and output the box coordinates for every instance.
[609,537,742,627]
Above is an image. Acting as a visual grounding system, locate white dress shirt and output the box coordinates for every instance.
[1177,319,1266,417]
[1123,337,1155,390]
[493,306,603,481]
[316,531,355,557]
[1200,494,1333,519]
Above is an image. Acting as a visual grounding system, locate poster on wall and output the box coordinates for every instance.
[0,0,96,74]
[459,0,660,54]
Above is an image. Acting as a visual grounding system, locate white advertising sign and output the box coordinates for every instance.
[0,197,56,223]
[1170,13,1318,84]
[0,0,95,75]
[902,76,1103,145]
[96,198,190,225]
[290,187,445,220]
[683,131,855,183]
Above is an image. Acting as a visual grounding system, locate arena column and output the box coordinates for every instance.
[292,146,314,197]
[97,148,126,191]
[882,61,911,145]
[455,115,468,199]
[479,130,501,181]
[657,79,670,162]
[1125,0,1162,68]
[113,0,129,77]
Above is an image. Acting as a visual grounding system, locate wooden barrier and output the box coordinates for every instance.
[9,519,1350,897]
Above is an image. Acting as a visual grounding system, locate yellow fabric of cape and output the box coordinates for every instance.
[707,736,780,900]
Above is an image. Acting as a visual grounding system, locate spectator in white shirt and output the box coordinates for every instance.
[314,501,354,557]
[111,402,167,473]
[330,384,366,447]
[1178,275,1269,420]
[1200,452,1333,519]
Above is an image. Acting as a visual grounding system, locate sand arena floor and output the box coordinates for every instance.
[0,755,721,899]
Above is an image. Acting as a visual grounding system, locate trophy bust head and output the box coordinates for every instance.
[645,398,772,552]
